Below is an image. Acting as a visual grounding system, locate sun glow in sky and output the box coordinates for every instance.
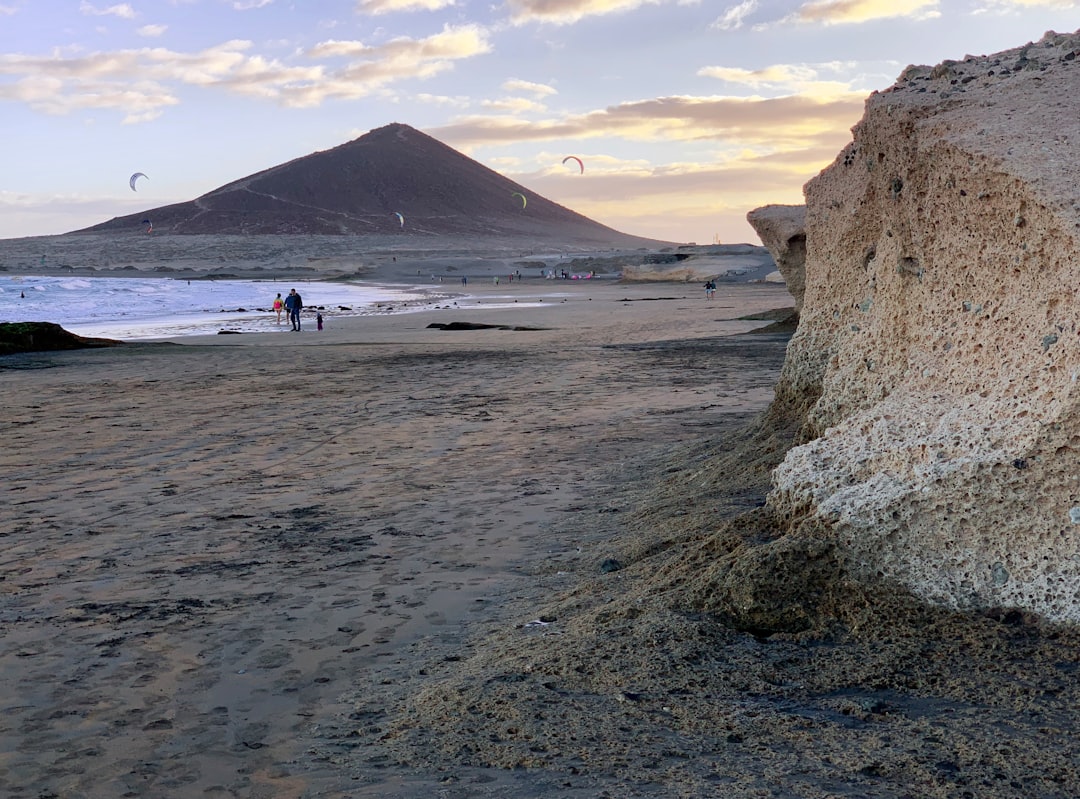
[1,1,1077,244]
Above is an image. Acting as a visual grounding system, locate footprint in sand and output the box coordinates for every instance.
[254,645,292,670]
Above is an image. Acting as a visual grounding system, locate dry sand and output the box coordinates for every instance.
[1,277,784,797]
[3,271,1079,798]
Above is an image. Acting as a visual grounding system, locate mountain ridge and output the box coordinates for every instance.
[76,123,668,247]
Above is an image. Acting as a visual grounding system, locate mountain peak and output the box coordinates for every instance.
[77,123,660,246]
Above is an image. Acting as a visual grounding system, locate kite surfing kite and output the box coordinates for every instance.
[129,172,148,191]
[562,156,584,174]
[512,191,527,209]
[393,211,405,228]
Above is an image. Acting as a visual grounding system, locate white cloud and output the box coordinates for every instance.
[233,0,273,9]
[481,97,547,112]
[137,24,168,37]
[428,93,863,155]
[502,78,557,96]
[413,92,471,107]
[79,1,136,18]
[505,0,669,25]
[782,0,940,25]
[697,61,870,98]
[0,25,492,119]
[972,0,1078,9]
[711,0,757,30]
[356,0,456,13]
[0,5,17,16]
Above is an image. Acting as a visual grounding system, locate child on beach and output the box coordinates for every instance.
[272,293,284,323]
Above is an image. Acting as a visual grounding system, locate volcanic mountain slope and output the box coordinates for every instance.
[78,123,661,245]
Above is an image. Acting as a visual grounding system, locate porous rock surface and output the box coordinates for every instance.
[766,30,1080,622]
[746,204,807,311]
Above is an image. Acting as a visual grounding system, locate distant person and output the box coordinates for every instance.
[461,276,467,286]
[704,280,716,300]
[284,288,303,331]
[272,293,284,324]
[316,312,323,331]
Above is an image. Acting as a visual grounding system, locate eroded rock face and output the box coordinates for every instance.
[768,30,1080,622]
[618,244,776,283]
[746,204,807,312]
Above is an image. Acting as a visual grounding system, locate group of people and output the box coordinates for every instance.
[704,280,717,300]
[272,289,322,331]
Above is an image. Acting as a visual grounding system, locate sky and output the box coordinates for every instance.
[0,1,1077,245]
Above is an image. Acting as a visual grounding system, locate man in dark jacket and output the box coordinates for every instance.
[284,288,303,331]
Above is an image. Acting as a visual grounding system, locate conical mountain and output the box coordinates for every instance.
[78,123,660,245]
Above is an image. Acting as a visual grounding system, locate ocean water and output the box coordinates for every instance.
[0,276,444,340]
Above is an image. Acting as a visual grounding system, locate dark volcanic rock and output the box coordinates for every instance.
[0,322,121,355]
[77,123,658,245]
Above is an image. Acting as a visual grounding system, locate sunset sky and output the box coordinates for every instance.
[1,1,1076,244]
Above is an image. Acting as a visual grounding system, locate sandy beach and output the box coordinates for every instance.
[1,276,790,797]
[5,262,1080,798]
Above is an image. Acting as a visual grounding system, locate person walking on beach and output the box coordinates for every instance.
[272,293,284,324]
[316,312,323,331]
[284,288,303,331]
[704,280,716,300]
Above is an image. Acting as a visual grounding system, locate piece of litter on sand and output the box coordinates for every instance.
[523,619,551,628]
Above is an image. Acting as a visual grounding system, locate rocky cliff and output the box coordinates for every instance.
[758,30,1080,622]
[746,205,806,312]
[618,244,777,283]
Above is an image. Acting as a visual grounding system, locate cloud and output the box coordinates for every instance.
[505,0,668,25]
[79,1,136,18]
[429,94,863,152]
[502,78,557,96]
[783,0,940,25]
[413,92,471,107]
[356,0,456,13]
[291,25,491,105]
[137,24,168,37]
[697,61,872,99]
[233,0,273,9]
[711,0,758,30]
[0,25,491,119]
[481,96,547,112]
[972,0,1079,8]
[517,147,838,243]
[423,91,860,243]
[0,5,17,16]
